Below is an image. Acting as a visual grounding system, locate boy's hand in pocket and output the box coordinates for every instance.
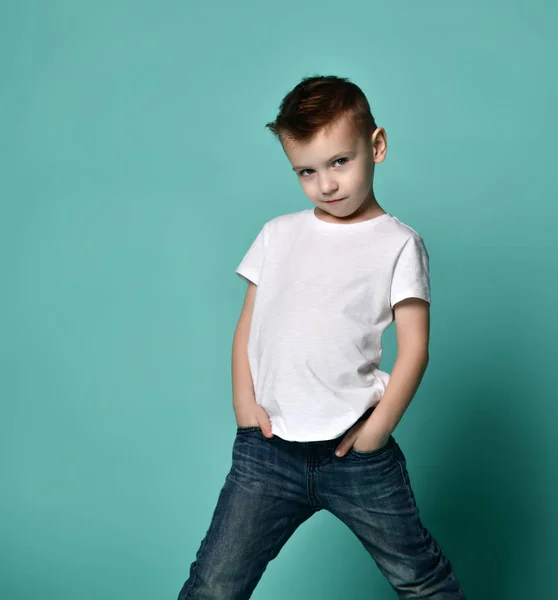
[236,403,274,438]
[335,419,390,457]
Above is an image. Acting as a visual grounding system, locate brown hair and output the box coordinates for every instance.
[265,75,378,145]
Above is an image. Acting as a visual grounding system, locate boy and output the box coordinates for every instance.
[177,75,466,599]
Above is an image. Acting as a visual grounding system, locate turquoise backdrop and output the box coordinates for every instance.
[3,1,557,599]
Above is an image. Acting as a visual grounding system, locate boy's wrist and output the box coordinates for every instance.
[233,395,258,418]
[233,394,257,408]
[362,409,394,438]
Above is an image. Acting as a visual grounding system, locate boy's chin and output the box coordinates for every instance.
[316,201,355,215]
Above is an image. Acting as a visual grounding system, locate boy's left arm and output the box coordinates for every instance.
[335,297,430,456]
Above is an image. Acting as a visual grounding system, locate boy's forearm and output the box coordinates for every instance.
[363,350,429,437]
[231,319,257,415]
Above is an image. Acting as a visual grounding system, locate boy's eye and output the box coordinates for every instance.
[298,157,349,177]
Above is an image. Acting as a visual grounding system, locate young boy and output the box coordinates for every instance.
[177,75,466,599]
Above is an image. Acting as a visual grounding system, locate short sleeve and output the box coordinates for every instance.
[390,234,431,308]
[235,221,270,285]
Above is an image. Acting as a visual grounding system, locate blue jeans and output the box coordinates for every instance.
[177,414,466,599]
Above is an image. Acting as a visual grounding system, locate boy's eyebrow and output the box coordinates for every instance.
[291,150,355,171]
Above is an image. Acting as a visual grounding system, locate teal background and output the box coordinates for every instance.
[2,1,557,599]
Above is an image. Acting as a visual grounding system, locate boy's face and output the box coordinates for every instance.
[281,113,387,223]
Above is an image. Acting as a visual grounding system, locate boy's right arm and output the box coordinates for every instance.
[231,281,273,435]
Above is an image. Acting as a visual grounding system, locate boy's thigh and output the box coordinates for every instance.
[319,438,465,598]
[177,428,315,600]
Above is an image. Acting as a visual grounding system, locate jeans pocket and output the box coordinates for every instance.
[346,435,394,459]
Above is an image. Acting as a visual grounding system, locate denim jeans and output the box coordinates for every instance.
[177,413,466,599]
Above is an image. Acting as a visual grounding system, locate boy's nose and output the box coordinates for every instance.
[319,179,338,195]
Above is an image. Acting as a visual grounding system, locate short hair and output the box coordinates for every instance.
[265,74,378,145]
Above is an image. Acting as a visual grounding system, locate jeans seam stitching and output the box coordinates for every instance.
[393,451,437,560]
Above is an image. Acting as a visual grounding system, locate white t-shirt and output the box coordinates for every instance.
[235,208,430,442]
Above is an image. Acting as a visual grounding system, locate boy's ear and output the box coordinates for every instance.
[371,127,387,163]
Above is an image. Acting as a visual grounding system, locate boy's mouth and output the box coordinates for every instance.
[325,198,346,204]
